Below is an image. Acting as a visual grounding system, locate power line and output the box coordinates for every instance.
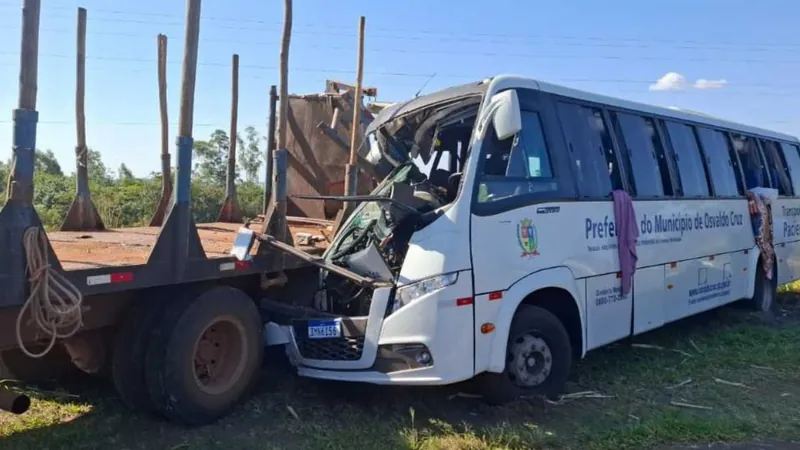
[11,24,800,58]
[0,51,438,78]
[3,41,800,75]
[1,2,800,51]
[1,55,799,95]
[0,120,223,127]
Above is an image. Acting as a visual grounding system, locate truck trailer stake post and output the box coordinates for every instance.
[60,7,105,232]
[218,53,243,223]
[262,85,277,215]
[272,0,292,252]
[0,0,46,309]
[150,33,172,227]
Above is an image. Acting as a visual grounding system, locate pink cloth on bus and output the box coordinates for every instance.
[613,189,638,295]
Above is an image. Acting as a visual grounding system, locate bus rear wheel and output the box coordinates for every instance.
[749,261,777,313]
[145,286,263,425]
[480,305,572,404]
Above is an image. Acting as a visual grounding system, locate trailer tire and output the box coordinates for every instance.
[145,286,262,425]
[111,296,166,413]
[479,305,572,405]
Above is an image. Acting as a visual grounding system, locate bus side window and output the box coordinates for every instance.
[664,121,710,197]
[731,134,768,190]
[611,111,671,197]
[556,102,619,198]
[761,139,794,196]
[476,111,559,203]
[779,142,800,195]
[695,127,741,197]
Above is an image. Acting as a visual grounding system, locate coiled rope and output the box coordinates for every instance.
[16,227,84,358]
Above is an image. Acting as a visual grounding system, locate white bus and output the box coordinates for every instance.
[256,75,800,402]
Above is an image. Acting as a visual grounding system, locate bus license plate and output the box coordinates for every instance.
[307,320,341,339]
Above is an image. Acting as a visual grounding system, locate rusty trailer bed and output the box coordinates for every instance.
[48,219,332,271]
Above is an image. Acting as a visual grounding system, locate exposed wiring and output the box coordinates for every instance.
[16,227,83,359]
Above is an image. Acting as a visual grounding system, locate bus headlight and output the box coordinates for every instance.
[392,272,459,313]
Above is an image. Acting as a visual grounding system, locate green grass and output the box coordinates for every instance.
[1,293,799,450]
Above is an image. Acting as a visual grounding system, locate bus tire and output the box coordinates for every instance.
[111,296,166,413]
[145,286,263,425]
[749,261,777,313]
[479,305,572,405]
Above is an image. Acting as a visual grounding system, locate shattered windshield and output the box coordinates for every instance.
[326,163,416,258]
[325,92,483,264]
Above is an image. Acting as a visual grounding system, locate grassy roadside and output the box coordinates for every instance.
[1,292,798,450]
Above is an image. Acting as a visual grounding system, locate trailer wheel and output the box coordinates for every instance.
[479,305,572,405]
[111,296,166,413]
[145,286,262,425]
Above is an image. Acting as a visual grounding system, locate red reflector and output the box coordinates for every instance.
[111,272,134,284]
[488,291,503,301]
[616,272,622,279]
[234,261,250,270]
[456,297,473,307]
[670,262,677,268]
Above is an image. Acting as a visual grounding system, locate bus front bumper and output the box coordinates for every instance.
[264,274,475,386]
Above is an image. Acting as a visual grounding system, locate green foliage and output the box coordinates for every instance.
[33,172,74,227]
[239,126,265,183]
[87,148,112,186]
[23,129,267,230]
[35,149,63,176]
[194,129,234,185]
[0,159,8,199]
[118,163,134,182]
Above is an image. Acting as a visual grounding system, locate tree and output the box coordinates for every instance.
[193,129,228,185]
[0,159,8,199]
[239,126,264,183]
[118,163,134,181]
[35,149,63,176]
[87,148,112,185]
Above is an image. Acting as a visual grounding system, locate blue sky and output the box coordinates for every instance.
[0,0,798,178]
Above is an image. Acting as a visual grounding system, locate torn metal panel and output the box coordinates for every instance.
[284,86,380,220]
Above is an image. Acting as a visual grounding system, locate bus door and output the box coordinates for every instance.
[469,90,577,371]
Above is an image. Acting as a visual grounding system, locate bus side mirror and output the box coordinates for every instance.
[491,90,522,140]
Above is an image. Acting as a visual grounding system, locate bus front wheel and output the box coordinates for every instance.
[479,305,572,405]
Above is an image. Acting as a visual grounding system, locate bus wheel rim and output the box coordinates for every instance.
[192,316,248,396]
[508,334,552,388]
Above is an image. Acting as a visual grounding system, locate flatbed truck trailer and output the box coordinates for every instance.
[0,0,334,424]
